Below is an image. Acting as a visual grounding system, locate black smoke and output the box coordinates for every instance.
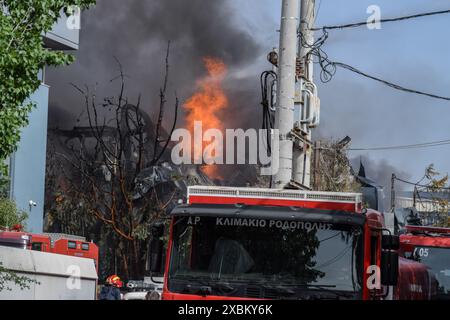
[46,0,262,130]
[350,156,412,209]
[46,0,412,191]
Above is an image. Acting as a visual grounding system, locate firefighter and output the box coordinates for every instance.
[99,275,122,300]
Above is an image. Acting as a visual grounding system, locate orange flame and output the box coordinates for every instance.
[183,57,228,179]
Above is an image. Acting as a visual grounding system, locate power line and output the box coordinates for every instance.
[334,62,450,102]
[312,9,450,31]
[299,30,450,101]
[394,175,450,190]
[348,139,450,151]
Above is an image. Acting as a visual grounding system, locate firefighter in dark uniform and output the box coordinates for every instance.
[99,275,122,300]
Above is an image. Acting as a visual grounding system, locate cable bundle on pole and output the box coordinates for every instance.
[260,70,277,155]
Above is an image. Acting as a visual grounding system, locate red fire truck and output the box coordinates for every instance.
[0,230,99,272]
[399,225,450,300]
[148,186,405,300]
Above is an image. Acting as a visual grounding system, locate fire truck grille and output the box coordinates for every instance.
[263,288,280,299]
[244,286,262,298]
[244,286,281,299]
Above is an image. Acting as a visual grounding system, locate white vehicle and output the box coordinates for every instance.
[0,246,98,300]
[122,277,163,300]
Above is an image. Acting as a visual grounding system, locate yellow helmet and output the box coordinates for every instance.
[106,275,123,288]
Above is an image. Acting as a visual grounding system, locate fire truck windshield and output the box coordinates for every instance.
[412,246,450,299]
[168,216,364,299]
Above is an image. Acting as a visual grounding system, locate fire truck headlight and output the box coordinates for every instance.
[146,291,161,300]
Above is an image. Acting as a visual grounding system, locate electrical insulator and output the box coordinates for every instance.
[267,51,278,67]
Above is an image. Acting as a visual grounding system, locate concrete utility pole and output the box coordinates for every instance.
[273,0,300,188]
[292,0,317,189]
[313,140,321,189]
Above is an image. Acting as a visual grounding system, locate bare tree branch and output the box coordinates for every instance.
[152,41,171,163]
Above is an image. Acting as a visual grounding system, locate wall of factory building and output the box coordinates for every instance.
[9,84,49,233]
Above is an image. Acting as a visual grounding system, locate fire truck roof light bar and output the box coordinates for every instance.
[188,186,362,204]
[406,225,450,235]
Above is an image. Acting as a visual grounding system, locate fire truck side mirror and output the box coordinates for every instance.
[382,235,400,250]
[148,239,164,273]
[381,250,399,286]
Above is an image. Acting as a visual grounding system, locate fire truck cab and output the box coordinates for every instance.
[149,186,400,300]
[399,225,450,300]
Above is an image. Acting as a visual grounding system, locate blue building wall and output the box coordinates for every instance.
[8,12,81,233]
[10,84,50,233]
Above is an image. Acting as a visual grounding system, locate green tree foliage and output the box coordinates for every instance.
[0,263,36,292]
[424,164,449,227]
[0,198,36,292]
[0,0,96,175]
[0,174,9,198]
[0,197,28,229]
